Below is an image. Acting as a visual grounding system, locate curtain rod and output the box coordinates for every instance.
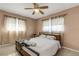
[42,14,67,21]
[4,15,16,19]
[4,15,27,21]
[51,14,67,19]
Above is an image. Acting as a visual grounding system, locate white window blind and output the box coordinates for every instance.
[42,16,64,33]
[5,16,26,32]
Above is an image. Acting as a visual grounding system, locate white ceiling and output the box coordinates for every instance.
[0,3,79,19]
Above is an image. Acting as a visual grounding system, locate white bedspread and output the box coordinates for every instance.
[22,37,61,56]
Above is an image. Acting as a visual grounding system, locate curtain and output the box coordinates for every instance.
[1,17,16,44]
[42,18,52,33]
[1,16,27,44]
[17,18,27,40]
[42,16,64,33]
[42,19,50,32]
[51,16,64,33]
[5,17,16,31]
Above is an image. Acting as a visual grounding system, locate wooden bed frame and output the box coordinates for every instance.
[16,41,31,56]
[16,33,61,56]
[39,32,61,44]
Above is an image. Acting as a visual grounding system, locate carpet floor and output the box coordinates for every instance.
[0,45,79,56]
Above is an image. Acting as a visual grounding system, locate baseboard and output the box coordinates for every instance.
[0,43,14,48]
[62,46,79,53]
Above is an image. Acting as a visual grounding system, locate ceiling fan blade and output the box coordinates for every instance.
[32,11,35,15]
[39,10,44,14]
[39,6,48,9]
[24,8,34,9]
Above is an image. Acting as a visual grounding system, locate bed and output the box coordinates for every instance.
[16,33,61,56]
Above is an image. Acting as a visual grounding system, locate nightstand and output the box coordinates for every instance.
[32,34,39,38]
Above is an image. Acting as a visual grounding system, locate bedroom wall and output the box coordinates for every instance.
[26,19,36,39]
[36,6,79,51]
[0,10,36,45]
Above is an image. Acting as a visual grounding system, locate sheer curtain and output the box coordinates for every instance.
[42,18,52,33]
[51,16,64,33]
[5,17,26,32]
[42,19,50,32]
[42,16,64,33]
[17,18,27,39]
[2,16,27,44]
[5,17,16,31]
[1,17,16,44]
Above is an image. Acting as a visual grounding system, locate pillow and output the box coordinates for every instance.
[26,41,36,47]
[16,39,25,43]
[24,40,36,47]
[47,35,56,40]
[23,40,29,43]
[39,34,46,38]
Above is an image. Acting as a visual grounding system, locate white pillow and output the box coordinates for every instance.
[24,40,36,47]
[26,41,36,47]
[47,35,56,40]
[23,40,29,43]
[39,34,46,38]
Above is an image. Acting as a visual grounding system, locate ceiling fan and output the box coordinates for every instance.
[24,3,48,15]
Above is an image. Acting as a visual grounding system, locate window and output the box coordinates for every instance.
[5,17,16,31]
[42,19,51,32]
[16,19,26,32]
[51,16,64,33]
[42,16,64,33]
[5,16,26,32]
[42,19,49,32]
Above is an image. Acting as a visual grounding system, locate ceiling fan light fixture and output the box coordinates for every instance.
[34,9,39,13]
[24,3,48,15]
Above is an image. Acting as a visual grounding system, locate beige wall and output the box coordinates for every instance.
[1,5,79,51]
[0,10,36,44]
[36,6,79,51]
[64,6,79,50]
[35,20,42,35]
[26,19,36,39]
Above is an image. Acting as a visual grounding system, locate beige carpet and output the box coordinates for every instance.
[0,45,19,56]
[0,45,79,56]
[57,48,79,56]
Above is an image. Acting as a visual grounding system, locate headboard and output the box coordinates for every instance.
[39,32,61,44]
